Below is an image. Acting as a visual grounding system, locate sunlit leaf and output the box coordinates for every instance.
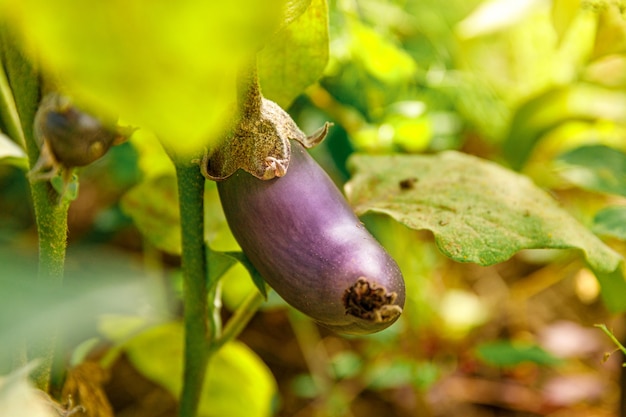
[1,0,286,156]
[281,0,313,31]
[456,0,546,39]
[585,54,626,88]
[259,0,329,108]
[503,85,626,170]
[346,151,622,273]
[223,251,268,299]
[556,145,626,196]
[204,181,238,251]
[348,20,417,85]
[0,24,39,153]
[592,2,626,58]
[551,0,582,43]
[476,340,562,367]
[593,206,626,240]
[120,175,181,255]
[124,322,277,417]
[0,131,26,168]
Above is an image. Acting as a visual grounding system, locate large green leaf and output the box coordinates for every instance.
[503,84,626,170]
[258,0,329,108]
[346,151,622,273]
[0,0,286,156]
[124,322,277,417]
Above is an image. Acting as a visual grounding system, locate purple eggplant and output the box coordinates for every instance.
[217,140,405,334]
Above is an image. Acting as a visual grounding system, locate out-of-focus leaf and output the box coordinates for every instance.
[439,289,488,336]
[346,151,622,273]
[281,0,313,31]
[556,145,626,196]
[120,175,181,255]
[585,54,626,88]
[365,359,439,390]
[456,0,545,39]
[593,206,626,240]
[551,0,582,43]
[224,251,268,299]
[0,362,55,417]
[382,101,432,152]
[348,20,417,85]
[0,24,39,153]
[0,0,286,156]
[0,247,159,366]
[129,129,175,179]
[259,0,329,108]
[476,340,562,367]
[0,39,25,149]
[503,85,626,170]
[592,2,626,58]
[124,322,277,417]
[595,264,626,312]
[204,181,238,251]
[0,131,26,168]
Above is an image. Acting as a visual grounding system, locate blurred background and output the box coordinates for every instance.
[2,0,626,416]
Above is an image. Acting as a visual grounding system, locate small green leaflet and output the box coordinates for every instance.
[346,151,622,273]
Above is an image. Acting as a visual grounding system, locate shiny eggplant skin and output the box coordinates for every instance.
[217,141,405,334]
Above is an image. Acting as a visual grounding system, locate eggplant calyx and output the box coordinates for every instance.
[343,278,403,323]
[200,100,332,181]
[300,121,334,149]
[200,98,298,181]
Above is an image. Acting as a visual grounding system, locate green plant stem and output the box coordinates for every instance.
[0,26,68,391]
[28,185,69,391]
[213,290,265,351]
[174,161,210,417]
[595,323,626,358]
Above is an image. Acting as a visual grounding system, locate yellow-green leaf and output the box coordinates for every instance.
[1,0,286,156]
[124,322,277,417]
[259,0,329,108]
[346,151,622,273]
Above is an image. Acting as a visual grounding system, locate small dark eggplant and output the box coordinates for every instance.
[217,140,405,335]
[29,93,130,182]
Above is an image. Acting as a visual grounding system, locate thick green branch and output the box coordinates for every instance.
[175,161,210,417]
[1,25,68,391]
